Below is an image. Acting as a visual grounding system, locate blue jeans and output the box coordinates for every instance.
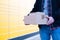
[39,25,60,40]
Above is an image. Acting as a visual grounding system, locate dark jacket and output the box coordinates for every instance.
[30,0,60,27]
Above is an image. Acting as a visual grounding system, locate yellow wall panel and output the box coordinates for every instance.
[0,0,8,4]
[0,15,8,21]
[0,0,38,40]
[0,28,8,35]
[0,34,9,40]
[9,26,38,38]
[0,0,8,14]
[9,15,18,21]
[0,11,8,14]
[9,27,18,33]
[9,22,18,27]
[0,22,8,26]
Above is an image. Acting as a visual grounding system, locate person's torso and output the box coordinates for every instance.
[31,0,60,27]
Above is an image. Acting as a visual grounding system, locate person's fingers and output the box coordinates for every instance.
[44,15,49,18]
[47,17,54,25]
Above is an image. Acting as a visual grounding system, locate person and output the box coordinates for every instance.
[30,0,60,40]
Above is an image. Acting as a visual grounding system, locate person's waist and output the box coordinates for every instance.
[50,26,60,30]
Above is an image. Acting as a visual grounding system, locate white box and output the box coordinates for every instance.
[23,12,48,25]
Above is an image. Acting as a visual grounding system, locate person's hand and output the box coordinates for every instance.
[45,15,54,25]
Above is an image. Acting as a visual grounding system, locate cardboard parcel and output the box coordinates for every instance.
[23,12,48,25]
